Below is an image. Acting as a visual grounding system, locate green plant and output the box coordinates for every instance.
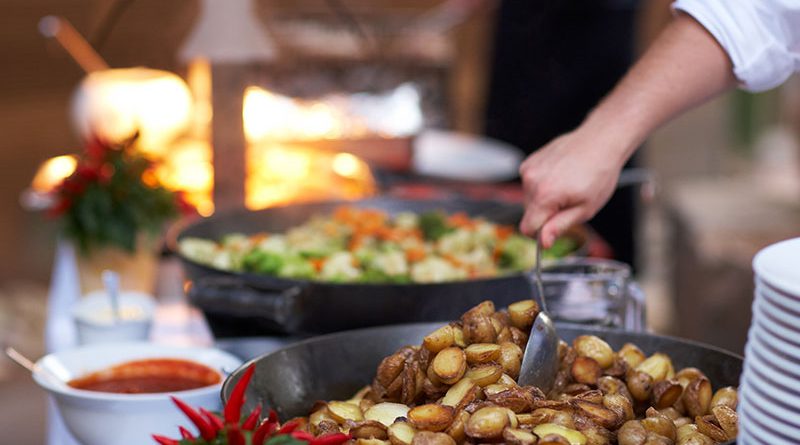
[50,134,192,253]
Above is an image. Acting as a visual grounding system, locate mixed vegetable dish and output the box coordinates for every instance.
[179,207,578,284]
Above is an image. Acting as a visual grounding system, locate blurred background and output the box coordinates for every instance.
[1,0,799,441]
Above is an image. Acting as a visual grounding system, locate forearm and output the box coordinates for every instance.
[579,13,737,165]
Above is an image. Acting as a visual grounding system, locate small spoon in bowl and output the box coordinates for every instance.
[5,346,70,385]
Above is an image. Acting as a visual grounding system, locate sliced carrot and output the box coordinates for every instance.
[249,232,269,244]
[447,212,475,229]
[405,247,426,263]
[310,258,326,272]
[495,225,515,240]
[443,254,464,268]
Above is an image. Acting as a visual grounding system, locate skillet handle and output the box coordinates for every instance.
[187,275,304,333]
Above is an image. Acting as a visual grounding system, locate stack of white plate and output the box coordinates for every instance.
[740,237,800,444]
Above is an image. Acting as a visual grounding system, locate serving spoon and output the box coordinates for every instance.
[517,233,559,391]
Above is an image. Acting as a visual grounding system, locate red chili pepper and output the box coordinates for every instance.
[252,419,278,445]
[171,396,216,441]
[227,425,246,445]
[242,404,263,431]
[267,409,279,425]
[199,407,225,432]
[225,364,256,424]
[277,420,300,435]
[152,434,179,445]
[178,426,195,440]
[311,432,352,445]
[291,431,316,442]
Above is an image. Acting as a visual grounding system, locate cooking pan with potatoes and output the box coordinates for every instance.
[223,300,741,445]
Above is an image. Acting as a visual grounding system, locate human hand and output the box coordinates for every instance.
[518,128,626,248]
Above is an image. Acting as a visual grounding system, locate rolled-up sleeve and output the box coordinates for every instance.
[673,0,800,92]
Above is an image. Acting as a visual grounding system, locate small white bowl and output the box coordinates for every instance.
[72,291,156,344]
[33,342,242,445]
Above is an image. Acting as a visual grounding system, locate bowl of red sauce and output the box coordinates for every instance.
[33,342,242,445]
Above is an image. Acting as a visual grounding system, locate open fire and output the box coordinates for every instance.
[31,84,413,216]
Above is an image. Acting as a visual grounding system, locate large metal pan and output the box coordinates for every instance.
[221,322,741,444]
[169,198,589,336]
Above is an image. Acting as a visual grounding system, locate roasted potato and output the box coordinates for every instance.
[710,386,738,411]
[571,356,603,385]
[408,404,455,432]
[410,431,455,445]
[682,377,712,418]
[388,421,417,445]
[464,343,501,364]
[365,403,411,427]
[532,423,587,445]
[508,299,539,330]
[652,379,683,409]
[464,364,503,387]
[300,300,738,445]
[573,335,615,369]
[423,326,455,353]
[464,406,511,439]
[431,347,467,384]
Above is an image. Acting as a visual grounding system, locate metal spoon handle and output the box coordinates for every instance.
[534,232,547,313]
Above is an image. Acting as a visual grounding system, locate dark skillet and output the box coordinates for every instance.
[169,198,589,336]
[221,322,741,445]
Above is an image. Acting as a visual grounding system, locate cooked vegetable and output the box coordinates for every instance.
[465,406,512,439]
[295,300,738,445]
[180,206,578,284]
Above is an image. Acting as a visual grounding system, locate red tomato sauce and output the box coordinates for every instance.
[68,358,221,394]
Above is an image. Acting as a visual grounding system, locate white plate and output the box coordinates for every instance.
[751,322,800,361]
[741,341,800,408]
[753,310,800,348]
[738,389,800,443]
[757,280,800,314]
[413,129,524,182]
[744,342,800,397]
[753,296,800,335]
[738,383,800,432]
[753,237,800,297]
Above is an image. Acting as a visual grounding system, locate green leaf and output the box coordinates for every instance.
[418,211,453,241]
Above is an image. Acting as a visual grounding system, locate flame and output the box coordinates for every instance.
[32,155,78,193]
[242,86,368,142]
[154,139,214,216]
[242,86,376,211]
[332,152,364,178]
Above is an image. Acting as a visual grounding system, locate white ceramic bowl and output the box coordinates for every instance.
[72,291,157,344]
[753,237,800,297]
[33,342,242,445]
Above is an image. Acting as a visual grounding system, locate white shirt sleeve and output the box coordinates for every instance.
[672,0,800,92]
